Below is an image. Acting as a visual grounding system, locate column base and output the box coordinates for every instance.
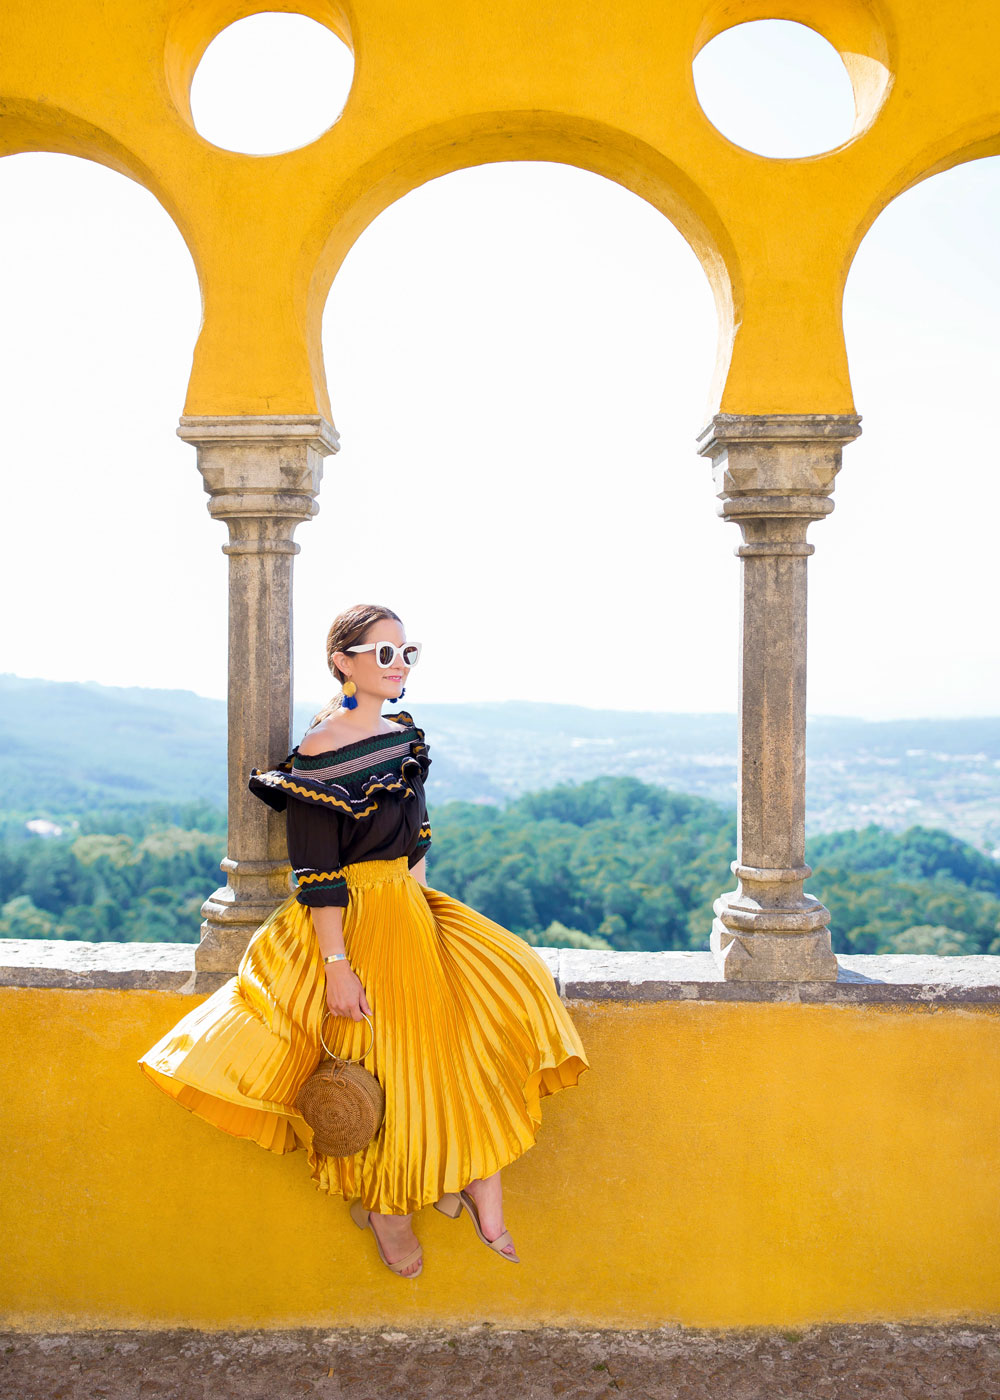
[194,872,291,979]
[710,918,839,981]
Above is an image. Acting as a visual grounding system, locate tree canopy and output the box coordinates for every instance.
[1,780,997,953]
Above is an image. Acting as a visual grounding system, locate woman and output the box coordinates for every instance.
[138,603,590,1280]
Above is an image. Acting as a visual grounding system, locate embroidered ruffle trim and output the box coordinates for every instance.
[247,711,431,819]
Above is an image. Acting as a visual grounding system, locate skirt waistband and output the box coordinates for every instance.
[343,856,411,888]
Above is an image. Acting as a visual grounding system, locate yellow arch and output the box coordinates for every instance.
[3,0,1000,420]
[302,115,741,424]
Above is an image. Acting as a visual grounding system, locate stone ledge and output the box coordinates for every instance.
[557,950,1000,1004]
[0,940,202,991]
[1,940,998,1003]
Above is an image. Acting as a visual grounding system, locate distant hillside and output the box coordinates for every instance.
[2,675,998,850]
[0,674,476,813]
[0,675,229,811]
[419,702,1000,850]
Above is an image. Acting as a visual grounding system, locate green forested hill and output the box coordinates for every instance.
[2,775,996,954]
[430,778,732,951]
[0,801,226,943]
[431,780,1000,955]
[805,824,1000,955]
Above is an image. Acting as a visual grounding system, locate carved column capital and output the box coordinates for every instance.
[178,415,339,549]
[698,413,862,556]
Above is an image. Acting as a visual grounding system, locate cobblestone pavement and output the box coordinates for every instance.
[2,1325,999,1400]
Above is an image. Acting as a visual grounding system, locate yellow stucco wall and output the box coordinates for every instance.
[3,984,998,1330]
[3,0,1000,420]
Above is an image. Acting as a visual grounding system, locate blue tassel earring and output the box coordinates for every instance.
[341,679,358,710]
[388,686,406,703]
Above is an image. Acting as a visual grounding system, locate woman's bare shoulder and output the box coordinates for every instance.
[298,715,352,756]
[297,713,399,756]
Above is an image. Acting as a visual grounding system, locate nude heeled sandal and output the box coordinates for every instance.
[433,1191,520,1263]
[349,1200,423,1278]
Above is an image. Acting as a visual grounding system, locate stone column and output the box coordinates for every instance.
[177,414,339,978]
[696,413,861,981]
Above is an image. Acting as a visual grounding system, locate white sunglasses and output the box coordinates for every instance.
[345,640,422,668]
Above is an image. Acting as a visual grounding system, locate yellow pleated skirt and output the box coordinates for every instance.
[138,857,590,1215]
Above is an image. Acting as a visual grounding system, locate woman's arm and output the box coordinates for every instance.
[409,855,427,885]
[283,801,369,1021]
[311,904,371,1022]
[310,903,347,959]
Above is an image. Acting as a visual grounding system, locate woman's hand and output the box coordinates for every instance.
[325,961,372,1022]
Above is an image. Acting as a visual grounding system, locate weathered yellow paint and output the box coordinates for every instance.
[3,0,1000,419]
[3,985,998,1329]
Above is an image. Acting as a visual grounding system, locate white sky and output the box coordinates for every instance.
[1,16,997,720]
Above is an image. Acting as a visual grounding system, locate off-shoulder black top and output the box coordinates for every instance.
[247,709,432,908]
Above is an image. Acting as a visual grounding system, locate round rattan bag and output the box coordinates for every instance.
[294,1010,385,1156]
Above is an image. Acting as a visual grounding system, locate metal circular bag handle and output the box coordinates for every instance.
[319,1008,374,1064]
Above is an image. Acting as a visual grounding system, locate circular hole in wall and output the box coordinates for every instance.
[693,19,856,158]
[189,11,354,155]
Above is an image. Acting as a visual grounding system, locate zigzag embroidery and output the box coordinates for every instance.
[297,869,346,885]
[259,772,417,818]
